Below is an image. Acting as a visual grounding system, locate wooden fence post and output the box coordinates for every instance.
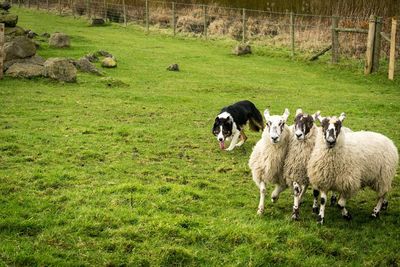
[36,0,39,10]
[122,0,127,26]
[28,0,30,8]
[46,0,49,12]
[365,15,376,75]
[0,24,4,80]
[103,0,106,20]
[58,0,61,15]
[145,0,149,33]
[290,12,295,57]
[203,5,207,39]
[18,0,21,8]
[372,16,382,72]
[388,18,397,80]
[71,0,75,17]
[331,16,339,63]
[242,8,246,43]
[172,2,176,36]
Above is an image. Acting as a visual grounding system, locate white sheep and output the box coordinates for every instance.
[283,109,320,220]
[249,108,291,215]
[307,113,399,224]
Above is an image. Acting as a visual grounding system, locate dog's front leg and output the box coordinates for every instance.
[225,132,240,151]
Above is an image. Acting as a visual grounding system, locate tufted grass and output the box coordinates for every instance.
[1,7,400,266]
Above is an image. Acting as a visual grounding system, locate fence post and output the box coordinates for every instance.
[36,0,39,10]
[18,0,21,8]
[86,0,90,19]
[388,18,397,80]
[58,0,61,15]
[331,16,339,63]
[28,0,30,8]
[0,24,4,80]
[365,15,376,75]
[103,0,106,20]
[290,12,295,57]
[145,0,149,33]
[46,0,49,12]
[71,0,75,17]
[203,5,207,39]
[242,8,246,43]
[172,2,176,36]
[372,16,382,73]
[122,0,127,26]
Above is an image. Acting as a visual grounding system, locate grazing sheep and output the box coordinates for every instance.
[308,113,399,224]
[249,108,291,215]
[283,109,321,220]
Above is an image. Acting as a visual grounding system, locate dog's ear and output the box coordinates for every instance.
[215,117,220,123]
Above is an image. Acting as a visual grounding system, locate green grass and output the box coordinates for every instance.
[1,8,400,266]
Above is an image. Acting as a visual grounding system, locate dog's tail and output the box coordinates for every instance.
[249,105,264,132]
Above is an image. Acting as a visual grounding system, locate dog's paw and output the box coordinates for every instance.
[225,147,234,151]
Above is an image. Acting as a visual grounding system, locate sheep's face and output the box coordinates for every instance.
[264,108,290,144]
[320,113,346,148]
[293,109,319,141]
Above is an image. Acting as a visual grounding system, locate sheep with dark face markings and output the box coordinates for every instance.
[249,108,291,215]
[307,113,399,224]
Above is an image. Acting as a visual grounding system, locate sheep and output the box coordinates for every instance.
[249,108,291,215]
[307,113,399,224]
[283,109,321,220]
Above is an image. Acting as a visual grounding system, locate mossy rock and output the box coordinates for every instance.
[0,13,18,27]
[100,77,129,88]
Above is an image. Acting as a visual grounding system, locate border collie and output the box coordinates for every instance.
[212,100,264,151]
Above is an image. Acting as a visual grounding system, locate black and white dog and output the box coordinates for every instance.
[212,100,264,151]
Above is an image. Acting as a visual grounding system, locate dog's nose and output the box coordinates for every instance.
[218,137,223,142]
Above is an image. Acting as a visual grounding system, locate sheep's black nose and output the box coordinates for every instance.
[296,133,302,138]
[272,136,278,141]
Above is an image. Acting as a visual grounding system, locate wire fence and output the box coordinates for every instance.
[12,0,400,67]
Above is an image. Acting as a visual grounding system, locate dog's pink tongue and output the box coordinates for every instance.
[219,141,225,150]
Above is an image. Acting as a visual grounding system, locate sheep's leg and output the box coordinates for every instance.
[292,182,301,220]
[235,130,247,147]
[298,184,307,203]
[225,132,240,151]
[330,192,337,206]
[271,184,287,203]
[257,181,266,215]
[338,197,352,220]
[317,191,327,224]
[372,194,387,218]
[312,189,320,214]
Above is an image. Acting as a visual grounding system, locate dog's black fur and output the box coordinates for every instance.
[212,100,264,150]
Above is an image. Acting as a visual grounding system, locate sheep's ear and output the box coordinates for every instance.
[282,108,290,122]
[264,109,270,120]
[295,108,303,116]
[339,112,346,122]
[312,111,321,121]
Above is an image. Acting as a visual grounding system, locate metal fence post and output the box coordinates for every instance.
[145,0,149,33]
[331,16,339,63]
[365,15,376,75]
[122,0,127,26]
[0,24,4,80]
[172,2,176,36]
[242,8,246,43]
[203,4,207,39]
[372,16,382,73]
[388,18,397,80]
[290,12,295,57]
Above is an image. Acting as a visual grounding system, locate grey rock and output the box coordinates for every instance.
[0,13,17,27]
[75,57,102,75]
[44,58,77,82]
[84,53,99,63]
[49,32,71,48]
[4,36,36,61]
[91,17,105,26]
[233,43,252,56]
[41,32,50,38]
[4,54,45,71]
[26,30,38,39]
[167,63,179,71]
[97,50,113,58]
[5,63,44,78]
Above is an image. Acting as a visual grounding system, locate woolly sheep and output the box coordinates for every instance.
[249,108,291,215]
[307,113,399,224]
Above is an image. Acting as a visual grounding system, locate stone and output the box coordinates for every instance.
[4,36,36,61]
[41,32,50,38]
[0,13,18,27]
[84,53,99,63]
[49,32,70,48]
[233,43,252,56]
[43,58,77,82]
[91,17,105,26]
[97,50,113,58]
[5,63,44,78]
[3,55,45,71]
[101,57,117,68]
[0,1,11,11]
[26,30,38,39]
[5,26,25,37]
[74,57,102,75]
[100,77,129,88]
[167,63,179,71]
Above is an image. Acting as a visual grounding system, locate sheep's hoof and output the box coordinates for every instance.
[317,215,324,225]
[381,201,388,211]
[312,206,319,214]
[257,208,264,216]
[371,211,380,218]
[343,213,352,221]
[330,195,337,206]
[291,210,300,221]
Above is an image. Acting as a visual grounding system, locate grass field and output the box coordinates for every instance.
[1,8,400,266]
